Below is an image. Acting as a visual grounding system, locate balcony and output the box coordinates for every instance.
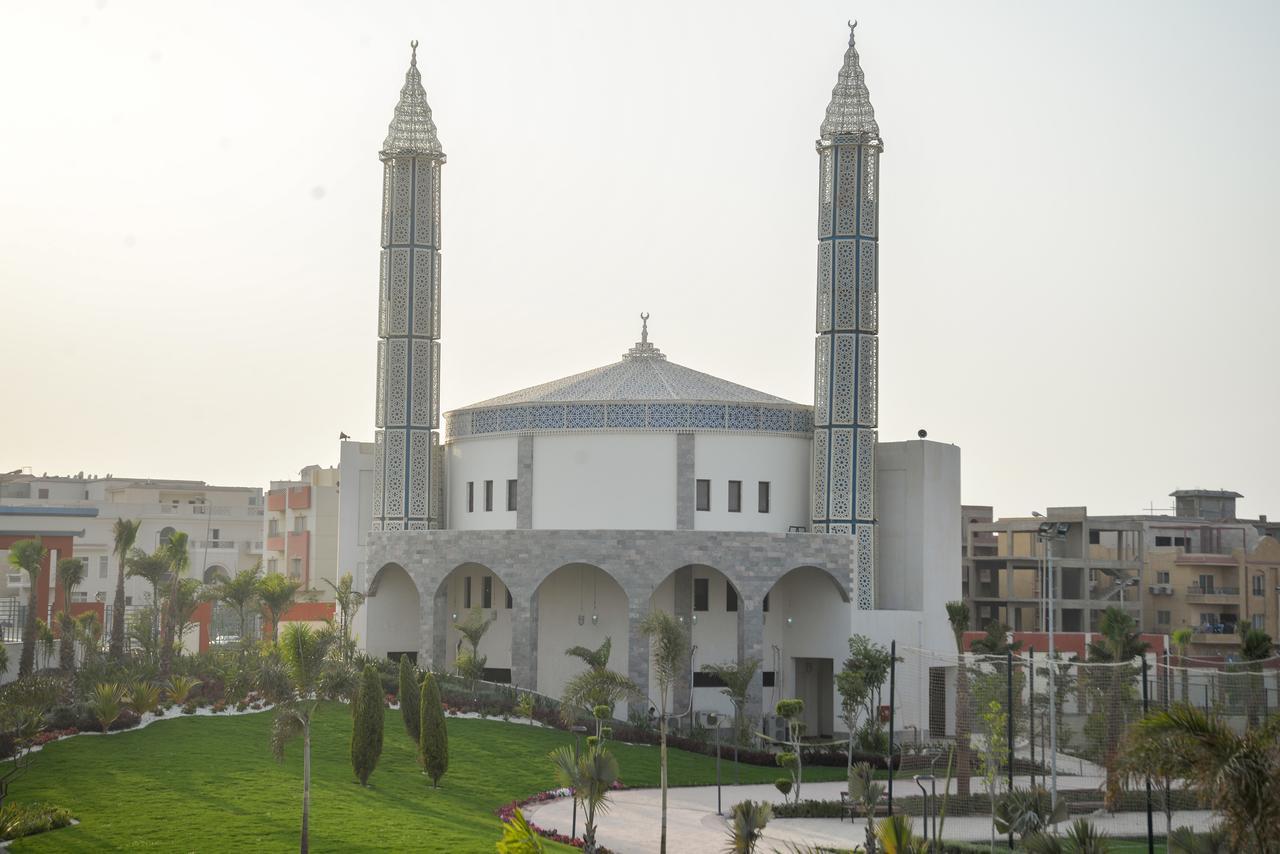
[192,539,239,550]
[1185,585,1240,603]
[266,490,287,512]
[1193,629,1240,645]
[265,535,285,552]
[288,486,311,510]
[1176,553,1238,566]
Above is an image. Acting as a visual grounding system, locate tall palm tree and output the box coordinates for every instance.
[945,600,973,797]
[548,743,620,853]
[158,531,191,677]
[271,622,336,854]
[1170,627,1194,704]
[1087,606,1148,811]
[322,572,364,661]
[211,563,262,646]
[638,609,689,854]
[1121,705,1280,853]
[258,572,303,642]
[55,557,86,671]
[125,548,170,648]
[8,538,47,677]
[109,518,141,661]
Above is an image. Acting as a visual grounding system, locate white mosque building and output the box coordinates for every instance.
[354,26,960,738]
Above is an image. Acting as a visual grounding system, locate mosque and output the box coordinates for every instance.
[355,25,960,737]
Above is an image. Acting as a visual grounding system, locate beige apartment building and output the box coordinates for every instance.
[263,465,340,595]
[962,489,1276,659]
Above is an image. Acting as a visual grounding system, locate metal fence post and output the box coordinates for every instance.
[1143,655,1154,854]
[1007,649,1015,850]
[1029,648,1036,789]
[887,639,895,817]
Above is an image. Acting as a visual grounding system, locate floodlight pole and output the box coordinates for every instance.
[1038,526,1061,812]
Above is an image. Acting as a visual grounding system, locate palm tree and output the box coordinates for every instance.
[725,799,773,854]
[258,572,303,642]
[561,637,638,730]
[1239,626,1274,727]
[1087,606,1148,811]
[322,572,365,662]
[1170,627,1194,704]
[7,538,46,677]
[944,600,973,797]
[109,518,141,661]
[211,563,262,646]
[126,548,170,646]
[55,557,86,671]
[168,577,205,653]
[638,609,689,854]
[453,607,494,693]
[271,622,336,854]
[1121,705,1280,853]
[700,658,760,780]
[157,531,191,677]
[548,743,619,853]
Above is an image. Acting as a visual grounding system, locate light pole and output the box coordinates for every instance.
[1037,520,1069,811]
[707,711,722,815]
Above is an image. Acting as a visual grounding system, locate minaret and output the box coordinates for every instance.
[373,41,444,532]
[811,23,881,610]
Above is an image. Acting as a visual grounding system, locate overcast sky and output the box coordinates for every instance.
[2,1,1276,520]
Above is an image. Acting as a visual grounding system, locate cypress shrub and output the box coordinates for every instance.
[398,655,421,743]
[351,664,385,786]
[418,673,449,788]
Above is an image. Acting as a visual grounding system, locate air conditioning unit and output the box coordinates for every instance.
[1148,584,1172,595]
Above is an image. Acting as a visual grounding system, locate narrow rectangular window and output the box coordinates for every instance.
[728,480,741,513]
[482,576,493,609]
[1088,530,1100,545]
[1156,571,1170,584]
[290,558,302,579]
[507,479,517,512]
[693,578,709,611]
[726,582,738,612]
[467,482,474,512]
[505,589,513,609]
[464,576,472,609]
[762,671,776,688]
[1198,574,1214,593]
[1253,575,1264,596]
[267,558,278,573]
[293,516,305,533]
[758,481,770,513]
[1254,614,1265,629]
[695,479,710,511]
[484,480,493,512]
[98,555,108,578]
[1157,610,1171,624]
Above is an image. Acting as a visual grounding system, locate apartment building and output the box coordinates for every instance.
[263,465,339,594]
[962,489,1276,659]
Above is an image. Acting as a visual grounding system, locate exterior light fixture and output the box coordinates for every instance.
[451,612,458,621]
[591,613,598,625]
[692,614,698,624]
[577,614,585,626]
[786,616,794,625]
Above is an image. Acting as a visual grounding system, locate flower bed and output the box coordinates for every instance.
[494,782,624,853]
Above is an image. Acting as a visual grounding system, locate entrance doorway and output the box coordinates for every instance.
[793,657,833,738]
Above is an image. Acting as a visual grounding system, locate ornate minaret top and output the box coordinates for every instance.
[381,40,444,160]
[820,22,881,144]
[624,312,667,360]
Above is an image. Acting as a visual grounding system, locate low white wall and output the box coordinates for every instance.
[1,641,20,685]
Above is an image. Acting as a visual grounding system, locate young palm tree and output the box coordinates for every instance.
[271,622,336,854]
[211,563,262,646]
[258,572,303,642]
[1087,606,1147,810]
[55,557,86,671]
[1122,705,1280,853]
[1170,627,1194,704]
[158,531,191,677]
[700,658,760,780]
[109,518,141,661]
[724,799,773,854]
[126,547,170,647]
[561,637,638,728]
[452,607,494,693]
[638,609,689,854]
[322,572,365,661]
[1239,626,1274,726]
[7,538,47,678]
[548,743,619,853]
[944,600,973,797]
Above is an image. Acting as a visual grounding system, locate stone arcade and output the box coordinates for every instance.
[356,26,961,737]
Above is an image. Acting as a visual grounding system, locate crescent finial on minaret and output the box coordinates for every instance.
[640,312,650,343]
[410,40,419,66]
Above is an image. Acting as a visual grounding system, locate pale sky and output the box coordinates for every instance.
[2,1,1277,520]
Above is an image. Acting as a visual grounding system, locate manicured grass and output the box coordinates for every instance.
[7,704,845,852]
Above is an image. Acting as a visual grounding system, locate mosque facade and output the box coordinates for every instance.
[357,26,960,736]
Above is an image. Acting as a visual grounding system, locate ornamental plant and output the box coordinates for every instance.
[418,673,448,787]
[398,656,421,742]
[351,664,385,786]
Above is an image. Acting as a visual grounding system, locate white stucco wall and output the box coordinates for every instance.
[692,434,811,533]
[448,436,519,529]
[365,564,421,659]
[534,564,629,713]
[440,564,513,672]
[532,433,676,530]
[648,567,740,718]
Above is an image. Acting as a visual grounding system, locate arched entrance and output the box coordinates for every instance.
[649,564,743,720]
[435,563,514,682]
[762,566,851,738]
[203,565,229,584]
[533,563,629,713]
[365,563,421,661]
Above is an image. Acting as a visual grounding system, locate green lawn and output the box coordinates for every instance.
[7,705,845,852]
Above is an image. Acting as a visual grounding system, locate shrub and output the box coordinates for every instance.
[773,778,792,802]
[126,682,162,716]
[418,673,448,787]
[398,656,421,742]
[181,702,197,715]
[351,664,385,786]
[726,800,772,854]
[109,709,141,731]
[164,675,201,705]
[90,683,125,731]
[516,692,536,721]
[0,802,74,842]
[44,703,97,732]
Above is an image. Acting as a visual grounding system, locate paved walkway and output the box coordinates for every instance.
[524,780,1206,853]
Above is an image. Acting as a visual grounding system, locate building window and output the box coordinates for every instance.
[693,578,709,611]
[98,555,108,579]
[726,582,738,612]
[482,576,493,609]
[507,479,517,512]
[1254,614,1266,629]
[211,528,220,540]
[72,592,88,603]
[758,482,770,513]
[268,519,280,536]
[761,671,775,688]
[1156,571,1170,584]
[1155,536,1170,547]
[267,558,278,574]
[293,516,305,533]
[464,576,472,609]
[467,482,474,512]
[505,589,513,609]
[727,481,742,513]
[1198,574,1215,593]
[696,479,710,512]
[1157,610,1171,625]
[37,488,49,499]
[289,558,302,579]
[1253,575,1265,596]
[484,480,493,512]
[1088,530,1100,545]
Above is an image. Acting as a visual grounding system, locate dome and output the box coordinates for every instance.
[445,320,812,440]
